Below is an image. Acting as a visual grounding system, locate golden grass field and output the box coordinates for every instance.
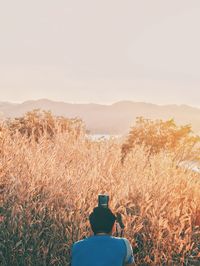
[0,111,200,265]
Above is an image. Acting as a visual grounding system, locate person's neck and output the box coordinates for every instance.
[95,233,110,236]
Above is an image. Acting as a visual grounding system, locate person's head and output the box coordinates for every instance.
[89,207,116,235]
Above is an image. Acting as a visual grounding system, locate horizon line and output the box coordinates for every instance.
[1,98,200,109]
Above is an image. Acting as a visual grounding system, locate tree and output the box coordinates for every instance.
[121,117,200,164]
[4,110,86,142]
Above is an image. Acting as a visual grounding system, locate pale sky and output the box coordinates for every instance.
[0,0,200,106]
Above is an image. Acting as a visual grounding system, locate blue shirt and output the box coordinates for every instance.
[71,235,134,266]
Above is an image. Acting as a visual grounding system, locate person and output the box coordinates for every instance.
[71,207,135,266]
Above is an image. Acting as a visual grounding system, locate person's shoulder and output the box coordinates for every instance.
[120,237,132,248]
[113,237,133,253]
[72,238,89,250]
[111,236,129,242]
[121,237,131,244]
[110,236,129,246]
[120,238,134,264]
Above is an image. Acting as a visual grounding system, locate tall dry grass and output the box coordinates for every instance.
[0,111,200,265]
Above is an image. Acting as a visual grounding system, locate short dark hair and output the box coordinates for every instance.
[89,207,116,234]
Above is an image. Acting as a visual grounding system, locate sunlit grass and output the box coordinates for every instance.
[0,111,200,265]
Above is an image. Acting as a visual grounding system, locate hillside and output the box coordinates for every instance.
[0,99,200,134]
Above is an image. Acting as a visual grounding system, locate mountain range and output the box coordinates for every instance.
[0,99,200,135]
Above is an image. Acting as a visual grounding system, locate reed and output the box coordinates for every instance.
[0,111,200,265]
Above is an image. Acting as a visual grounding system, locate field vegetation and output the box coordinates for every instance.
[0,110,200,265]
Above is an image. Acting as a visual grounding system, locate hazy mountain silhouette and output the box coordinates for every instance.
[0,99,200,134]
